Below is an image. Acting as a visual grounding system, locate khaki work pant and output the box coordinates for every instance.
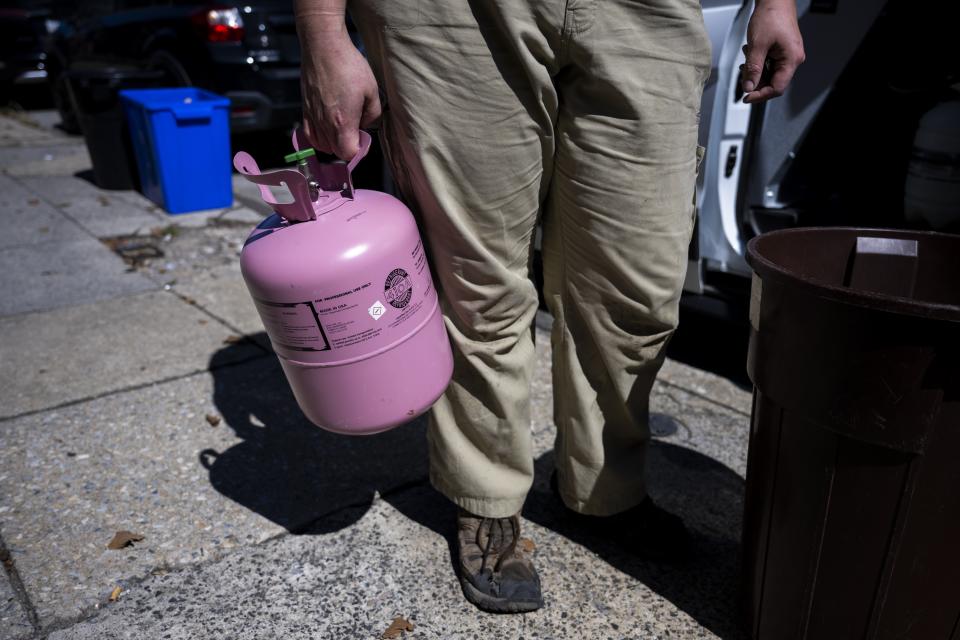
[351,0,711,517]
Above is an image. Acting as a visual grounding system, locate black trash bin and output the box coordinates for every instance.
[66,64,165,190]
[742,227,960,640]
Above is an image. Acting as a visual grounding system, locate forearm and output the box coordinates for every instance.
[294,0,349,38]
[294,0,381,157]
[754,0,797,9]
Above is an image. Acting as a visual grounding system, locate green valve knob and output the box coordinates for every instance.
[284,148,316,164]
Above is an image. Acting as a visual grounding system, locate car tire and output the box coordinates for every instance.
[51,73,81,134]
[147,50,191,86]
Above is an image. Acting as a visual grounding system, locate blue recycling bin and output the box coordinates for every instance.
[120,88,232,214]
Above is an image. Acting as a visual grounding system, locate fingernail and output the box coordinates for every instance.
[743,80,755,92]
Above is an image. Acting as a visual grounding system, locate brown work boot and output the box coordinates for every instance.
[456,509,544,613]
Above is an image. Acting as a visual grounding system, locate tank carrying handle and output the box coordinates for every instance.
[291,128,372,199]
[232,151,317,223]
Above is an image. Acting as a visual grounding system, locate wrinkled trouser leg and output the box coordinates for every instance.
[350,0,710,518]
[542,1,710,515]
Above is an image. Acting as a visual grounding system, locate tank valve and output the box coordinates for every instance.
[284,147,320,200]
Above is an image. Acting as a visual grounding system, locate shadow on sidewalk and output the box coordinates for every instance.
[201,335,431,534]
[668,305,752,390]
[523,448,747,640]
[204,335,745,639]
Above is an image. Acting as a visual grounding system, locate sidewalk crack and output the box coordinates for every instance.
[29,476,432,637]
[0,531,42,637]
[656,377,751,418]
[0,351,271,425]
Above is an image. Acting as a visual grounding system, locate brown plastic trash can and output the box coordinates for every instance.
[742,227,960,640]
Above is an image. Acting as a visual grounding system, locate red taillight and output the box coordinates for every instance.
[192,6,245,43]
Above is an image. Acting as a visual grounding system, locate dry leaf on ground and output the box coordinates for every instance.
[519,537,536,552]
[109,586,122,602]
[382,617,415,639]
[205,414,221,427]
[107,531,145,550]
[223,335,243,344]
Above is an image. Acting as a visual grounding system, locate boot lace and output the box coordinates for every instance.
[477,515,520,574]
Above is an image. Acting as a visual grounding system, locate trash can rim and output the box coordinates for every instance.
[746,226,960,324]
[118,87,230,113]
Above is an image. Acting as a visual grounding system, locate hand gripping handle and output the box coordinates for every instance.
[291,127,372,199]
[231,129,374,223]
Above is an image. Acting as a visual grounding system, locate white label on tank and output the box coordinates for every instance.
[368,300,387,320]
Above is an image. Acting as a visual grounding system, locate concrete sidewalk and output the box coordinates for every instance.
[0,110,753,640]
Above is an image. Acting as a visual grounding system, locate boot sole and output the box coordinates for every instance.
[458,576,544,614]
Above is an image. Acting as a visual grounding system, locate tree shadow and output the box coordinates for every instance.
[74,169,97,186]
[205,337,745,638]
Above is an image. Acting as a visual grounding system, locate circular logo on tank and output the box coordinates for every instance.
[384,268,413,309]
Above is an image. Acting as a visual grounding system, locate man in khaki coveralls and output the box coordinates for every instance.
[296,0,804,612]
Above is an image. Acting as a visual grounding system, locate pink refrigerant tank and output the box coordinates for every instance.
[234,130,453,435]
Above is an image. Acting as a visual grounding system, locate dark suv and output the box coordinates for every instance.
[0,2,54,100]
[47,0,302,132]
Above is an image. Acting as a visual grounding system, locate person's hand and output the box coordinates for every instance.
[299,26,381,160]
[740,0,805,103]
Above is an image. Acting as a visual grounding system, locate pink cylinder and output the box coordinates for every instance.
[238,149,453,434]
